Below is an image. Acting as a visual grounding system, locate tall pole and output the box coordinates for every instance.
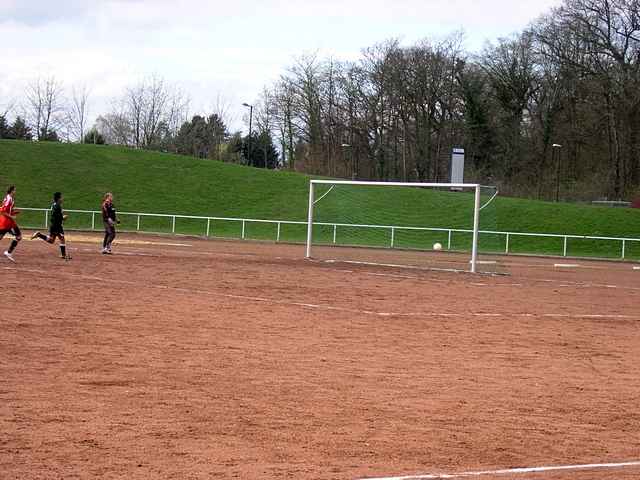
[553,144,562,202]
[243,103,254,165]
[248,105,253,164]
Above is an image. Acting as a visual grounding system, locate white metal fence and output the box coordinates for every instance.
[18,207,640,260]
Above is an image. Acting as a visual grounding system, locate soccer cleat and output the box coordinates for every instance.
[3,251,15,263]
[61,255,72,261]
[31,231,40,240]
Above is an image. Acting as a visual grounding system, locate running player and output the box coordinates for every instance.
[101,192,119,254]
[32,192,71,260]
[0,185,22,263]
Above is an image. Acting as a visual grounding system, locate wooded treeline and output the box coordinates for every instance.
[253,0,640,200]
[2,0,639,200]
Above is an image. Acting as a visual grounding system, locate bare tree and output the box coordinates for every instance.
[100,76,190,149]
[96,111,132,146]
[25,76,64,140]
[66,84,91,143]
[211,92,235,130]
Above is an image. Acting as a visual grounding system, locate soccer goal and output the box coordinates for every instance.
[305,180,500,274]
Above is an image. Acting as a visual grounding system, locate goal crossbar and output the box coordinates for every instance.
[306,180,483,273]
[310,180,480,189]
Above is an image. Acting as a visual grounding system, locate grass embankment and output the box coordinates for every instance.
[1,139,639,259]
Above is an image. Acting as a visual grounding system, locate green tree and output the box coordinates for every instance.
[174,114,229,159]
[39,127,60,142]
[84,128,106,145]
[0,115,8,139]
[241,131,279,169]
[9,117,32,140]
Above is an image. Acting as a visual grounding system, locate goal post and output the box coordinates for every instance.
[305,180,486,273]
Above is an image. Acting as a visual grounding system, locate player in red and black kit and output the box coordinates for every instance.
[101,192,119,254]
[32,192,71,260]
[0,185,22,263]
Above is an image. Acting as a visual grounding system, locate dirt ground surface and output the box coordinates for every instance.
[1,232,639,479]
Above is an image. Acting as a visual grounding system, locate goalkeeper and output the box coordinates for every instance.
[101,192,119,254]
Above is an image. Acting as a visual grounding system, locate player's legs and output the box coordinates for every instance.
[58,232,70,260]
[102,221,110,253]
[102,221,115,253]
[32,228,70,259]
[32,231,55,244]
[8,226,21,253]
[3,226,21,262]
[107,226,116,252]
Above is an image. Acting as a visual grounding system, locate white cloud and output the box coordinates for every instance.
[0,0,562,131]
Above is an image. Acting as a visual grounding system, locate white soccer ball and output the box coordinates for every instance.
[433,242,443,251]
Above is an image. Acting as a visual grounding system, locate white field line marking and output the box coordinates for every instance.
[324,259,640,291]
[78,248,158,257]
[5,267,639,321]
[634,266,640,270]
[323,259,474,275]
[327,263,639,292]
[365,272,420,280]
[507,275,640,292]
[64,235,193,248]
[358,460,640,480]
[554,263,581,268]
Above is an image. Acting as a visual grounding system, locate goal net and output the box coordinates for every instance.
[305,180,502,274]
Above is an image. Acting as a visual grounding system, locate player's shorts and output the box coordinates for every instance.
[0,225,21,240]
[49,225,65,240]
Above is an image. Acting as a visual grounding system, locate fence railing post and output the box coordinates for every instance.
[137,215,141,231]
[333,224,337,244]
[563,236,568,257]
[206,218,211,237]
[91,212,95,231]
[172,216,176,233]
[390,227,395,248]
[242,220,246,239]
[447,230,452,250]
[622,239,626,259]
[276,222,281,242]
[44,210,48,228]
[505,233,510,254]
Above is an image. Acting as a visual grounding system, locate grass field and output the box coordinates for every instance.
[2,139,640,259]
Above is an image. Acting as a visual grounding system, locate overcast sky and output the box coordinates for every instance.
[0,0,561,132]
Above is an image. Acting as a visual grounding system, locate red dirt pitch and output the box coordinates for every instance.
[2,232,640,479]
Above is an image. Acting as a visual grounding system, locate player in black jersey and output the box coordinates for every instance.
[32,192,71,260]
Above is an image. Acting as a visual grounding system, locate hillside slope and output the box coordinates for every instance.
[2,140,639,257]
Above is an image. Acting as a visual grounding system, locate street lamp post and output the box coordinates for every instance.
[553,143,562,202]
[242,103,254,165]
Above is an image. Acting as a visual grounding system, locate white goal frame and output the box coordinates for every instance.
[305,180,483,273]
